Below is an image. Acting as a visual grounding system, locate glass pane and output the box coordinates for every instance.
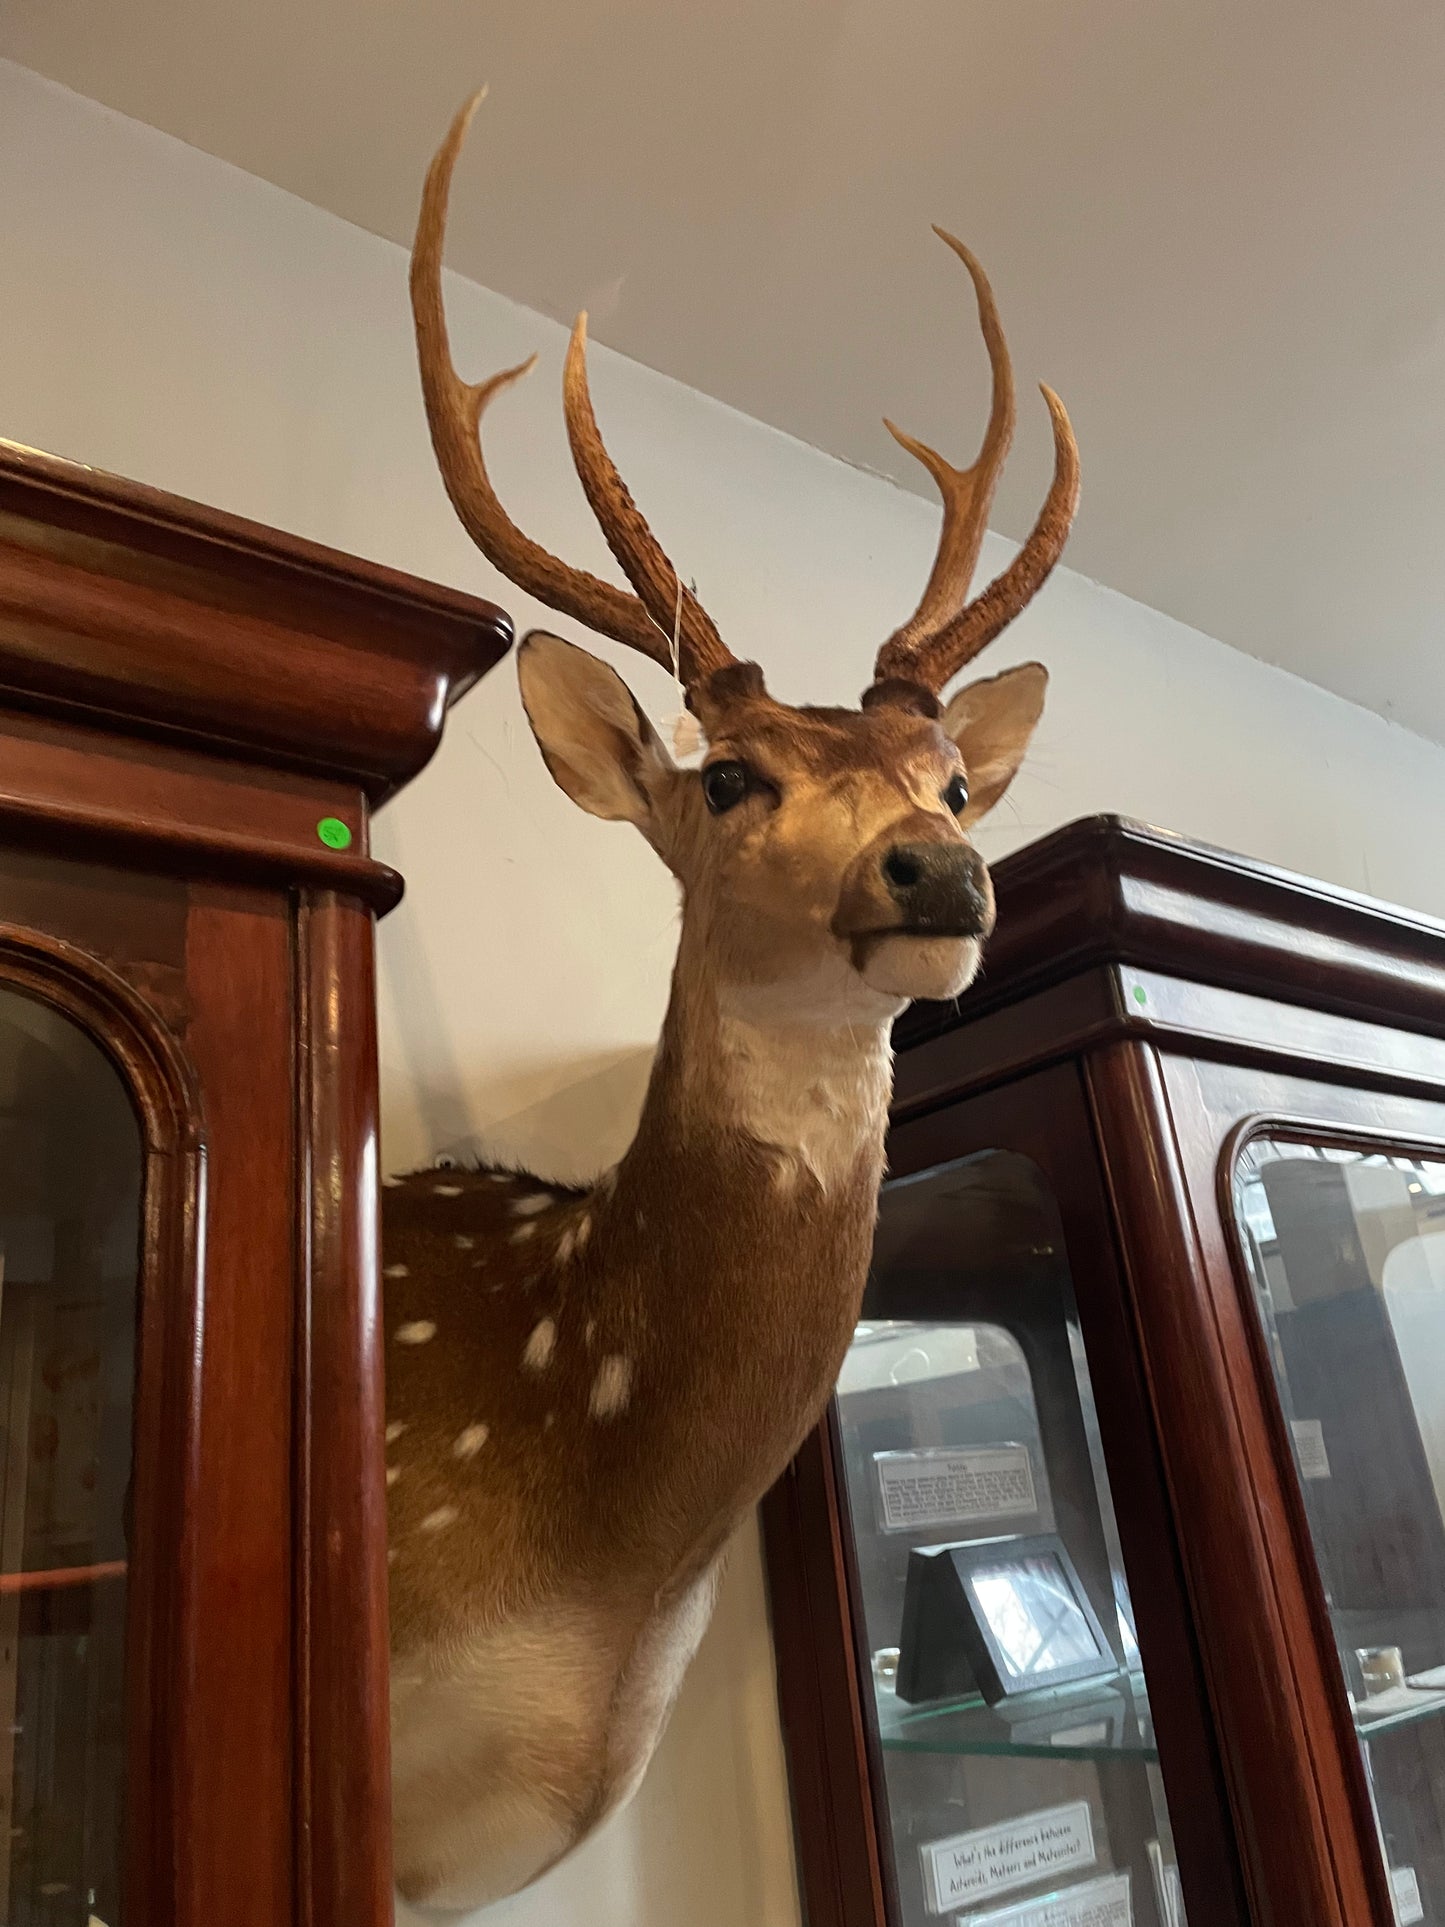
[0,988,141,1927]
[837,1151,1188,1927]
[1233,1138,1445,1927]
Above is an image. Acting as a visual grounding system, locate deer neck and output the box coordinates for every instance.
[593,927,897,1530]
[633,923,900,1201]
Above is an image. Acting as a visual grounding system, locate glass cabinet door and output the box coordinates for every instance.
[1233,1138,1445,1927]
[835,1150,1189,1927]
[0,987,141,1927]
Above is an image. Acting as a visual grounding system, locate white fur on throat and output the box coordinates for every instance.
[714,961,898,1193]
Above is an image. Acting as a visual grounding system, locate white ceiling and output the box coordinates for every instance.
[7,0,1445,741]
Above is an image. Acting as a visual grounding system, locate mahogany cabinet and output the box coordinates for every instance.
[764,816,1445,1927]
[0,440,510,1925]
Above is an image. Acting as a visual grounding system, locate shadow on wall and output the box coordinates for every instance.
[405,1045,657,1184]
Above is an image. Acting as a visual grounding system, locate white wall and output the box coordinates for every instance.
[7,56,1445,1926]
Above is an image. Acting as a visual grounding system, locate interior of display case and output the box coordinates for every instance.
[833,1150,1188,1927]
[1234,1140,1445,1927]
[0,987,139,1927]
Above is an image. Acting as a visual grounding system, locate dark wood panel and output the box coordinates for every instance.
[295,892,392,1925]
[0,709,403,911]
[0,849,190,1030]
[0,438,513,799]
[180,885,297,1924]
[765,1065,1248,1927]
[897,960,1445,1123]
[1085,1041,1382,1927]
[762,1416,889,1927]
[897,816,1445,1051]
[884,1067,1248,1927]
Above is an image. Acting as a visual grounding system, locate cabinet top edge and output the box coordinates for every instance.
[0,440,515,800]
[896,814,1445,1050]
[0,440,512,649]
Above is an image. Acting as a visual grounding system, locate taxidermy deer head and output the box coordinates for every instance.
[386,91,1078,1914]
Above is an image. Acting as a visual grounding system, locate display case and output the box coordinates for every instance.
[0,441,511,1925]
[764,816,1445,1927]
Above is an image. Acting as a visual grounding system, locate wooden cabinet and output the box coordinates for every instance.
[0,441,511,1925]
[764,815,1445,1927]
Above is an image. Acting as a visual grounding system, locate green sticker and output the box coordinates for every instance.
[317,816,353,851]
[1132,983,1149,1008]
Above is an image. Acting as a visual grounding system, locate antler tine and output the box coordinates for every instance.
[877,231,1015,666]
[564,315,734,688]
[872,236,1079,697]
[410,91,677,673]
[900,385,1079,692]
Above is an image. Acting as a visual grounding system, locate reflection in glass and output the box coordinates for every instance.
[1235,1139,1445,1926]
[971,1557,1105,1680]
[0,989,141,1926]
[836,1150,1188,1927]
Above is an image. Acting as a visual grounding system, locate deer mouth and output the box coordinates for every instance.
[849,927,986,1003]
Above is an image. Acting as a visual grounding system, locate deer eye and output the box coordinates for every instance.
[702,761,750,814]
[942,772,970,815]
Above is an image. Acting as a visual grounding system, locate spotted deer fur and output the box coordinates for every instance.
[387,94,1079,1912]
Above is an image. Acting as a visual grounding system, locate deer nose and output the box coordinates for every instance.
[881,843,991,936]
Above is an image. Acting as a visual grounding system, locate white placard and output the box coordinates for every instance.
[1392,1866,1424,1926]
[876,1444,1037,1534]
[1291,1418,1331,1480]
[1146,1843,1184,1927]
[956,1870,1132,1927]
[922,1802,1096,1915]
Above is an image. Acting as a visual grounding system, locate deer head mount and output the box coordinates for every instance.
[387,92,1079,1913]
[411,91,1077,1008]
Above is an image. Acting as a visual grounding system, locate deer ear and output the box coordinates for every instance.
[517,631,671,826]
[941,662,1048,825]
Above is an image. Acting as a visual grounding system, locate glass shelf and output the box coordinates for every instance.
[877,1676,1159,1763]
[1354,1682,1445,1744]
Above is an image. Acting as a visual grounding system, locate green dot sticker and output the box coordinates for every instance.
[1132,983,1149,1008]
[317,816,353,851]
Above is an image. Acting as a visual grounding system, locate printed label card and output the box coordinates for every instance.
[921,1802,1095,1914]
[956,1870,1132,1927]
[876,1444,1037,1534]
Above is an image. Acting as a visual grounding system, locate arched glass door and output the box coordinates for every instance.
[0,986,142,1927]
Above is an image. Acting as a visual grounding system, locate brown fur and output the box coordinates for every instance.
[384,644,1047,1910]
[397,99,1073,1910]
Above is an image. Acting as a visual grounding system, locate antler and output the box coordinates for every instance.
[411,92,734,690]
[870,231,1079,701]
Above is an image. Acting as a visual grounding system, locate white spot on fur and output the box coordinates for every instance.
[419,1504,459,1532]
[511,1193,552,1217]
[454,1234,475,1250]
[523,1319,557,1371]
[589,1355,632,1418]
[383,1175,403,1188]
[543,1411,556,1430]
[555,1224,578,1262]
[384,1263,409,1278]
[584,1319,596,1346]
[574,1212,592,1252]
[510,1222,538,1244]
[386,1465,400,1487]
[453,1423,490,1460]
[489,1171,512,1184]
[395,1320,437,1346]
[387,1547,397,1565]
[386,1420,407,1444]
[433,1183,463,1198]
